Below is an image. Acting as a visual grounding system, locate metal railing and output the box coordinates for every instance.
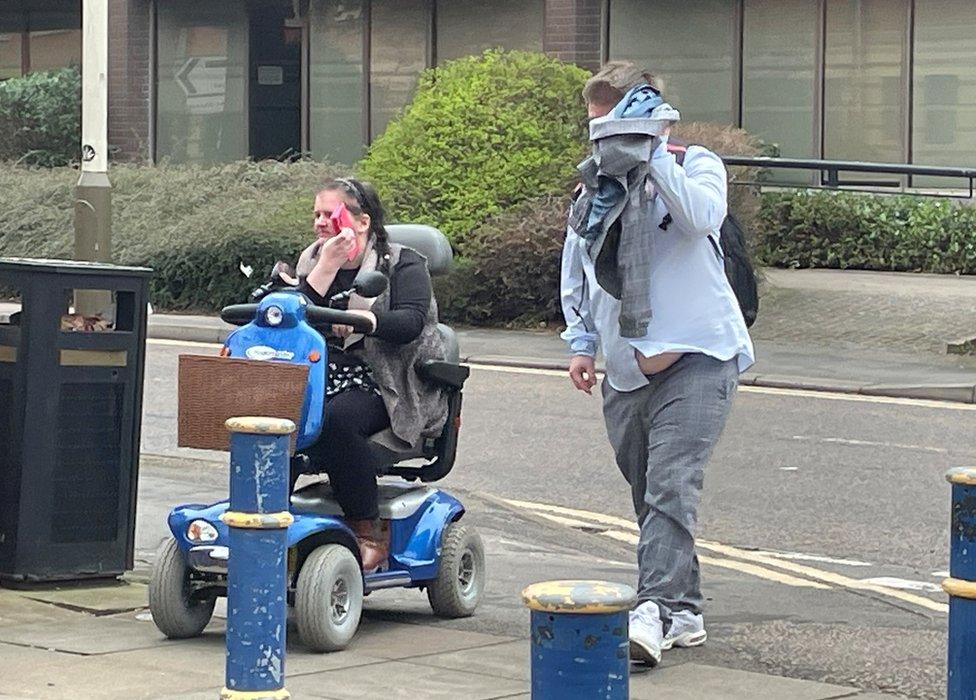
[720,155,976,199]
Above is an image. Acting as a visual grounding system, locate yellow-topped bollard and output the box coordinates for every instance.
[220,416,296,700]
[944,467,976,699]
[522,580,636,699]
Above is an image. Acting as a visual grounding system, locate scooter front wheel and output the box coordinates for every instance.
[427,522,486,618]
[148,537,216,638]
[296,544,364,652]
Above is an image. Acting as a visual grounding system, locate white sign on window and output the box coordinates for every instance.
[257,65,284,86]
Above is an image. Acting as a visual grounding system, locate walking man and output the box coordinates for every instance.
[560,61,755,666]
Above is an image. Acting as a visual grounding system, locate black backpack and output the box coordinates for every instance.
[668,142,759,328]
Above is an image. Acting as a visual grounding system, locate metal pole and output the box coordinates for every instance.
[75,0,112,316]
[219,417,295,700]
[944,467,976,700]
[522,580,636,699]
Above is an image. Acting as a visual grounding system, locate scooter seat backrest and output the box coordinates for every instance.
[386,224,453,276]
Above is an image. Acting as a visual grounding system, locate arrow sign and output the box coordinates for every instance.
[176,56,228,115]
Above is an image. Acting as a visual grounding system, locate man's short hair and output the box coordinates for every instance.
[582,61,658,107]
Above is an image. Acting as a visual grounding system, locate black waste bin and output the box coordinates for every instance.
[0,258,152,584]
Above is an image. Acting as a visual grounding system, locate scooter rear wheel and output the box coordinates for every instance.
[296,544,364,652]
[148,537,216,638]
[427,522,486,618]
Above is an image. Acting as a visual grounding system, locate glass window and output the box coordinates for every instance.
[435,0,543,63]
[742,0,817,159]
[608,0,736,125]
[913,0,976,179]
[824,0,908,166]
[309,0,364,165]
[0,33,22,80]
[28,29,81,72]
[369,0,427,140]
[156,1,249,164]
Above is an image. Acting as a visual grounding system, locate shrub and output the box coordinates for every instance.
[0,67,81,167]
[360,50,590,246]
[436,195,567,326]
[149,229,308,310]
[758,191,976,273]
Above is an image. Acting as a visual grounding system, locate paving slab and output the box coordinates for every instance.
[117,627,389,678]
[286,659,525,700]
[0,615,165,655]
[10,580,148,615]
[628,662,865,700]
[341,618,516,660]
[0,642,218,699]
[0,590,81,628]
[404,639,528,682]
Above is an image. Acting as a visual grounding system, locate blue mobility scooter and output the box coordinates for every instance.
[148,225,484,652]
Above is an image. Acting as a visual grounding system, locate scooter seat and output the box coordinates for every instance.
[291,479,437,520]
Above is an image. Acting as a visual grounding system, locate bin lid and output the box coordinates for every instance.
[0,257,153,278]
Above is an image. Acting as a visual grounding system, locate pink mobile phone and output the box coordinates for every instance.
[330,202,360,260]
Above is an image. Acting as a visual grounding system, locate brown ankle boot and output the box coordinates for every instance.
[347,519,389,572]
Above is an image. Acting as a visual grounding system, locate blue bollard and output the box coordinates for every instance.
[522,580,636,699]
[219,417,296,700]
[945,467,976,700]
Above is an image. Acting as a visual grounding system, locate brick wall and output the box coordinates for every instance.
[543,0,603,72]
[108,0,151,161]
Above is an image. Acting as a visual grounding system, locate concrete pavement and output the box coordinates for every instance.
[0,458,906,700]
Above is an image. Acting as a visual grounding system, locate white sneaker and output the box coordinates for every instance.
[662,610,707,650]
[628,602,663,667]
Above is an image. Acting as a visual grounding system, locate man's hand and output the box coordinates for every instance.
[569,354,597,395]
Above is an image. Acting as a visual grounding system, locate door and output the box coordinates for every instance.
[249,1,301,159]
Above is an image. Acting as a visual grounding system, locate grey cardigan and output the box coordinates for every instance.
[355,243,449,452]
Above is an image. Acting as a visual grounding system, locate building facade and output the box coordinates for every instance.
[2,1,974,174]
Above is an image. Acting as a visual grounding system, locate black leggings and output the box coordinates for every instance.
[294,389,390,520]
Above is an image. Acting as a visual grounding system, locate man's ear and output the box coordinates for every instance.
[358,212,371,233]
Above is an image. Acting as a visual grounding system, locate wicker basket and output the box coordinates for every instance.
[177,355,309,452]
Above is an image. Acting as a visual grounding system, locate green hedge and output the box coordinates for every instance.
[0,160,340,310]
[360,50,589,246]
[0,67,81,167]
[758,190,976,273]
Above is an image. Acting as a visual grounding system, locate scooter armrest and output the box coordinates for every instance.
[417,361,469,390]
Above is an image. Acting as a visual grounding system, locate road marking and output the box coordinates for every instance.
[750,551,871,568]
[601,529,830,590]
[860,577,944,593]
[697,540,948,614]
[791,435,949,454]
[502,497,948,614]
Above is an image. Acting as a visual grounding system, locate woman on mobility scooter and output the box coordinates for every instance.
[291,177,448,572]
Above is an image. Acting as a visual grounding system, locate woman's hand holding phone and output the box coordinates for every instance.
[330,203,361,261]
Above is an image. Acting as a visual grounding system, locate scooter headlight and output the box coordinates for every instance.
[264,305,284,327]
[186,520,219,543]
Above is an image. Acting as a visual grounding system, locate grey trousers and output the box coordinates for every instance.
[602,353,738,624]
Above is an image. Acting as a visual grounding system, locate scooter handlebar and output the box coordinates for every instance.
[305,306,375,334]
[219,303,374,334]
[221,304,258,326]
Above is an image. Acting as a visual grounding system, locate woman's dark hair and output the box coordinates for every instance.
[318,177,392,271]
